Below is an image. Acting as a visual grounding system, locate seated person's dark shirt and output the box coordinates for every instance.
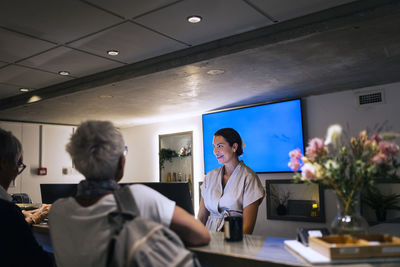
[0,199,53,267]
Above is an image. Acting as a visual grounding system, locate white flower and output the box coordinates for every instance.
[325,124,342,148]
[324,159,339,170]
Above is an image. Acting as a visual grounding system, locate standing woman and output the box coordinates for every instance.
[198,128,265,234]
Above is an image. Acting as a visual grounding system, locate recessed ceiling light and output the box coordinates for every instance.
[58,71,70,76]
[187,15,202,23]
[107,50,119,56]
[99,95,113,99]
[27,95,41,103]
[178,92,197,97]
[19,88,30,92]
[206,69,225,75]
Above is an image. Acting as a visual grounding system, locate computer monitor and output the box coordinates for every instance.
[40,183,77,204]
[40,182,194,215]
[131,182,194,215]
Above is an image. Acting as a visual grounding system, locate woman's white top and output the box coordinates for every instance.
[201,161,265,231]
[49,184,175,267]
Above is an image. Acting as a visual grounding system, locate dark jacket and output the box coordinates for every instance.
[0,199,53,267]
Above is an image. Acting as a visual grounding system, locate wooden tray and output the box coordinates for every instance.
[309,234,400,260]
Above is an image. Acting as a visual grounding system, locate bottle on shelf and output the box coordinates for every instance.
[167,172,171,182]
[188,173,193,196]
[173,172,177,182]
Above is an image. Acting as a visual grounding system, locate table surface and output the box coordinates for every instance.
[189,232,400,267]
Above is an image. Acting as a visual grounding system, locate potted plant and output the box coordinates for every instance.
[270,187,291,215]
[159,148,178,169]
[363,186,400,222]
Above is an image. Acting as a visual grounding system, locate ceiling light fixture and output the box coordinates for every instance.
[19,88,30,92]
[107,50,119,56]
[27,95,42,103]
[206,69,225,75]
[58,71,70,76]
[187,15,202,23]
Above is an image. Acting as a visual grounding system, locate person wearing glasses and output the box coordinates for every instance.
[0,128,53,266]
[48,120,209,267]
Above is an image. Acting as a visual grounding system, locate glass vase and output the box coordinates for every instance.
[330,191,369,236]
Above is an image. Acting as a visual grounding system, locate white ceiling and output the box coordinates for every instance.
[0,0,399,128]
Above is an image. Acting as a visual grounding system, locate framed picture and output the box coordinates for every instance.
[361,179,400,224]
[266,179,325,222]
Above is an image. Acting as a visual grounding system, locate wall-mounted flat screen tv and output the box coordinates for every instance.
[202,99,304,174]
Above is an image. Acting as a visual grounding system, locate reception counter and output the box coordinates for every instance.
[32,224,400,266]
[189,232,400,267]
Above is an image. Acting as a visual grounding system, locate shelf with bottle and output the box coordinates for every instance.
[165,172,193,197]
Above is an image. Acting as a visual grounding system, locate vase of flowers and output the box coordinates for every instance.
[331,189,368,235]
[289,125,399,235]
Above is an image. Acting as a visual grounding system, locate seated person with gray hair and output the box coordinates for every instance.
[0,128,53,267]
[49,120,210,267]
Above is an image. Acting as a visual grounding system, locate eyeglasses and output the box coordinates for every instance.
[17,161,26,175]
[123,146,128,156]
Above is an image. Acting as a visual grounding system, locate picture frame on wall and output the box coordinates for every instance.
[266,179,325,222]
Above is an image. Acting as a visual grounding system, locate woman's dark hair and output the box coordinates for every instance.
[214,128,243,156]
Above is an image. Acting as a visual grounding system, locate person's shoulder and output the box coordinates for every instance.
[128,184,165,201]
[52,196,74,208]
[129,183,155,194]
[242,163,261,182]
[0,199,20,213]
[0,199,26,226]
[207,166,223,177]
[240,162,259,179]
[49,197,76,218]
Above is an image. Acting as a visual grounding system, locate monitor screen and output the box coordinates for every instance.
[40,182,194,215]
[133,182,194,215]
[202,99,304,173]
[40,184,77,204]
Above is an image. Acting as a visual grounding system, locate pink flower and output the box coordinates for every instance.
[288,159,301,171]
[288,148,303,171]
[289,148,302,160]
[371,134,382,144]
[306,138,326,161]
[379,141,399,157]
[301,163,317,180]
[373,153,388,164]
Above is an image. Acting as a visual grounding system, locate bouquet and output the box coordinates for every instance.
[288,124,400,215]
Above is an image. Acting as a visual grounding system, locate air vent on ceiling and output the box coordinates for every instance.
[356,90,385,107]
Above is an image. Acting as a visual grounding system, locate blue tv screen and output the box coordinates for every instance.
[202,99,304,174]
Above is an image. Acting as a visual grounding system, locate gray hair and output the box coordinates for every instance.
[66,121,125,180]
[0,128,22,165]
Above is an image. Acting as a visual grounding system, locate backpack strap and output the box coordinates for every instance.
[106,185,140,267]
[113,185,140,219]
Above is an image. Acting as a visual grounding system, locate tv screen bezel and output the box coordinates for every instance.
[201,98,305,174]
